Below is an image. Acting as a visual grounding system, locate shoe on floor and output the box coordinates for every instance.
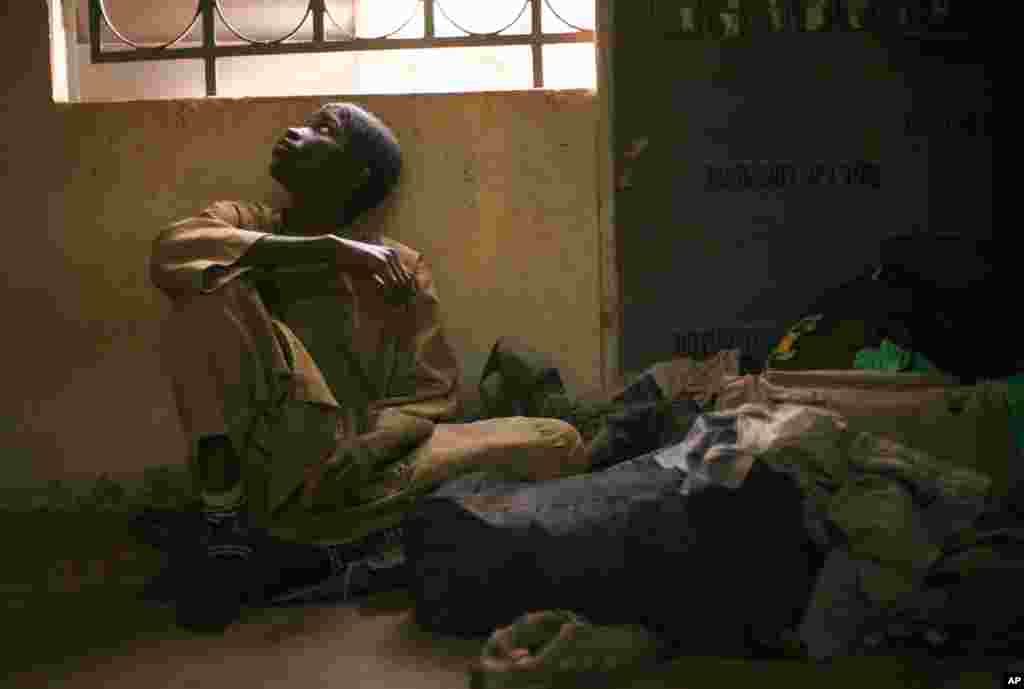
[136,515,278,633]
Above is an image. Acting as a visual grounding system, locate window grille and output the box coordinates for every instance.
[87,0,595,96]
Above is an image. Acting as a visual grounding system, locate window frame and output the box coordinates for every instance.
[87,0,595,96]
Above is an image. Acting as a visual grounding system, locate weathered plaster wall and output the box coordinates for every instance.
[3,1,603,486]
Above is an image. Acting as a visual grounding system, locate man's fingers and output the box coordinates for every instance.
[387,258,405,287]
[390,262,417,301]
[393,258,413,291]
[398,258,414,288]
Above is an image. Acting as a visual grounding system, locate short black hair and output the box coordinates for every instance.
[320,102,403,228]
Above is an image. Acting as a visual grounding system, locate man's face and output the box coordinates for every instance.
[269,107,370,207]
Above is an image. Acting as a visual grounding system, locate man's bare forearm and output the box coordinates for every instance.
[237,233,336,269]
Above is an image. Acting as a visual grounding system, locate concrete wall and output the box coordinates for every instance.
[611,3,991,371]
[3,1,604,487]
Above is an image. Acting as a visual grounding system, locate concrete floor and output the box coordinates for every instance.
[3,511,1015,689]
[5,585,1014,689]
[6,591,482,689]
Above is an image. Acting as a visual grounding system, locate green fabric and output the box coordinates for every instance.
[854,342,1022,454]
[746,405,991,605]
[472,610,663,688]
[827,474,940,602]
[1005,374,1024,451]
[276,296,376,431]
[853,339,939,374]
[478,337,568,419]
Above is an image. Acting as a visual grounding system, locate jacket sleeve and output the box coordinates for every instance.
[150,201,273,300]
[372,253,460,421]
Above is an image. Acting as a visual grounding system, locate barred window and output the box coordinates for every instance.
[71,0,595,101]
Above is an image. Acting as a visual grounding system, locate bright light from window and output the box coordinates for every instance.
[354,46,536,94]
[542,0,595,32]
[543,43,596,90]
[48,0,70,102]
[353,0,424,38]
[69,0,597,101]
[433,0,532,35]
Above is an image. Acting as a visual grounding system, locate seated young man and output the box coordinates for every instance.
[148,103,460,629]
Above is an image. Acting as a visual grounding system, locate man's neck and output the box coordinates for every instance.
[281,204,339,235]
[282,205,382,243]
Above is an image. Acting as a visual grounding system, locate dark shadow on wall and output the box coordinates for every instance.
[611,3,991,372]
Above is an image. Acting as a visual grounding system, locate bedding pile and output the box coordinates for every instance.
[403,239,1024,683]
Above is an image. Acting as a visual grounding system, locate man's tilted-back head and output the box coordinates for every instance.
[324,103,402,227]
[270,102,402,231]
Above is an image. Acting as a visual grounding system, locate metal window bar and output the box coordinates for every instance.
[88,0,594,96]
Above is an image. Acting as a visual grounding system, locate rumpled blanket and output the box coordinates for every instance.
[644,349,741,407]
[652,402,992,659]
